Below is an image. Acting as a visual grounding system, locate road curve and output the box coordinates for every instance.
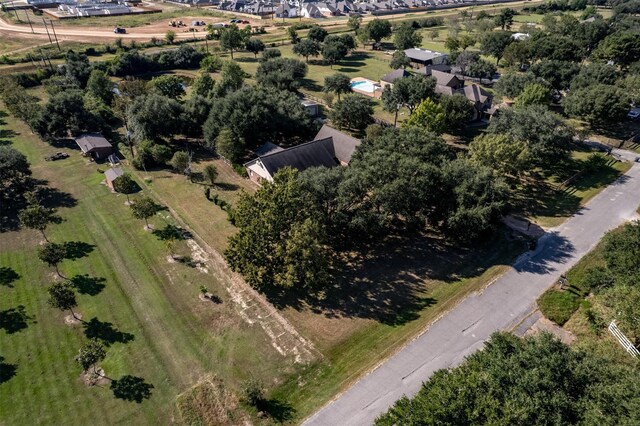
[304,160,640,426]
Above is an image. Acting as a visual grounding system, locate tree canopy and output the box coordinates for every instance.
[563,84,630,125]
[225,168,331,290]
[256,58,307,91]
[487,105,574,162]
[376,332,640,425]
[329,94,374,132]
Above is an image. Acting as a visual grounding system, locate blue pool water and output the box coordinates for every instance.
[351,80,378,93]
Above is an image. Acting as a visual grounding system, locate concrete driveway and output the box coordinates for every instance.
[304,162,640,426]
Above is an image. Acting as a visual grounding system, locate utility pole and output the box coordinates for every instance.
[24,9,34,33]
[42,18,54,46]
[49,19,61,51]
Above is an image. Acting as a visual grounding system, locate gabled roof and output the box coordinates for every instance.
[249,138,338,178]
[435,84,456,96]
[463,84,491,104]
[314,125,361,164]
[104,167,124,182]
[380,68,410,83]
[404,48,447,62]
[76,133,112,153]
[431,70,462,87]
[415,63,452,76]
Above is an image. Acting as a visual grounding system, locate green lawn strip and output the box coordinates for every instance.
[272,231,526,422]
[515,152,631,228]
[537,235,609,326]
[0,111,286,424]
[537,290,582,326]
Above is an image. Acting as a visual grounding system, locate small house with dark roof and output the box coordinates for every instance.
[432,69,465,95]
[104,167,124,191]
[414,63,452,76]
[244,126,361,184]
[380,68,410,89]
[462,84,493,120]
[75,133,113,160]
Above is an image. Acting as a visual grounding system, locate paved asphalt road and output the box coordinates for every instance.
[304,160,640,426]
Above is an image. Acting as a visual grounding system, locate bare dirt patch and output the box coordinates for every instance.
[64,313,83,325]
[80,368,110,387]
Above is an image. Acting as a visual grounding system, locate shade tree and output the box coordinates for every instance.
[393,22,422,50]
[375,332,640,425]
[130,197,160,229]
[220,24,248,59]
[529,60,581,91]
[329,94,374,132]
[563,84,630,126]
[469,133,533,177]
[480,31,513,65]
[225,168,331,289]
[256,57,307,91]
[324,73,352,101]
[363,19,392,47]
[18,199,56,242]
[487,105,574,163]
[406,98,445,134]
[245,38,265,58]
[76,339,107,376]
[147,75,185,99]
[515,83,551,107]
[47,282,79,320]
[308,25,328,42]
[38,242,67,278]
[112,173,138,204]
[440,93,475,133]
[293,38,321,63]
[389,50,411,69]
[203,164,218,186]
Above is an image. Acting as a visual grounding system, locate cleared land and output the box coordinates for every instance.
[0,109,294,424]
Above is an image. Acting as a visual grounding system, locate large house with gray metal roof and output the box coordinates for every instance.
[244,125,361,184]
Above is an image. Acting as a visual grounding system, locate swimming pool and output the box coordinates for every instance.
[351,80,379,93]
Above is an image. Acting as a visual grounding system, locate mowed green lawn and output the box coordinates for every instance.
[0,111,288,424]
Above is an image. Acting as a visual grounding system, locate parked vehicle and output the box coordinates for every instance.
[113,27,126,34]
[45,152,69,161]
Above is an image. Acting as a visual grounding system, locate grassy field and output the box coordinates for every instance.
[537,225,638,366]
[0,110,292,424]
[512,151,631,228]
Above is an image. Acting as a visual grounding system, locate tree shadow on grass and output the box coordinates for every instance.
[69,274,106,296]
[257,398,296,423]
[0,305,34,334]
[263,228,528,326]
[0,128,18,140]
[0,355,17,384]
[110,375,153,403]
[63,241,95,260]
[152,224,192,241]
[215,182,240,191]
[301,78,323,92]
[0,267,20,287]
[83,317,134,346]
[37,183,78,209]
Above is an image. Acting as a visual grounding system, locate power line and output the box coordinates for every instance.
[48,19,61,51]
[42,18,53,45]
